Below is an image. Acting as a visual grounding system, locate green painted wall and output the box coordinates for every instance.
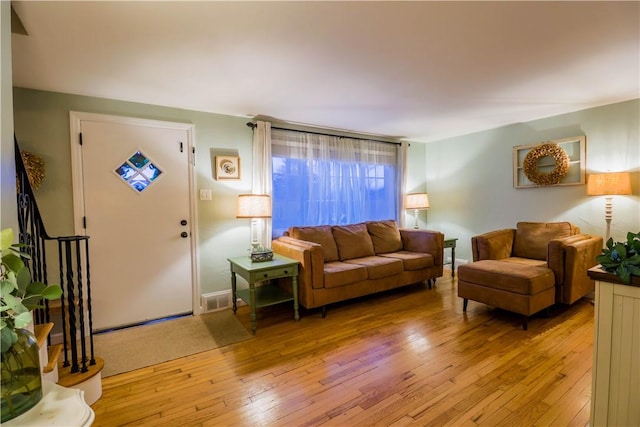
[404,141,429,229]
[13,87,637,300]
[12,88,255,301]
[11,88,426,305]
[422,99,640,264]
[1,2,17,231]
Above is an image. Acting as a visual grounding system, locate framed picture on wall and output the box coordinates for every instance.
[513,136,585,188]
[215,155,240,180]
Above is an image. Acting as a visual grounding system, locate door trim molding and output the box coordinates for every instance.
[69,111,201,315]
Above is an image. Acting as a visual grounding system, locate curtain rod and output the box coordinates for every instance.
[246,122,401,145]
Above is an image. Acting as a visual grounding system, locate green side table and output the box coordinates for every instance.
[444,238,458,278]
[228,254,300,334]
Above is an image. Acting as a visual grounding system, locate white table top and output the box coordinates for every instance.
[3,380,94,426]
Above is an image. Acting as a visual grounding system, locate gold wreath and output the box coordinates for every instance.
[522,143,570,186]
[21,151,46,189]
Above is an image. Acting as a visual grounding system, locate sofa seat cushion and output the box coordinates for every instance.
[289,225,340,262]
[458,260,555,296]
[379,251,434,271]
[323,261,368,289]
[499,257,547,268]
[366,220,403,254]
[332,223,376,261]
[344,256,404,279]
[513,222,573,260]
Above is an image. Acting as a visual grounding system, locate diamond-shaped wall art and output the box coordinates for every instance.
[114,150,163,193]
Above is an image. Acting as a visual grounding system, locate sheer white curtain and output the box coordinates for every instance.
[251,121,272,248]
[271,128,401,236]
[398,141,409,227]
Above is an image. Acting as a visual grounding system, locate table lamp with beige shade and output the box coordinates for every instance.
[586,172,632,242]
[236,194,272,254]
[405,193,430,229]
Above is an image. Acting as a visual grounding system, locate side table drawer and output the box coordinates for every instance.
[256,265,298,281]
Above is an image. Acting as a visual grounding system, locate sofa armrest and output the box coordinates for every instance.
[272,236,325,290]
[471,229,515,261]
[399,229,444,266]
[548,234,603,304]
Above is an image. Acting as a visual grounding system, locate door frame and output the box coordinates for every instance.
[69,111,201,316]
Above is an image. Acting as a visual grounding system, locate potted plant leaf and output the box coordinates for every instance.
[1,228,62,422]
[596,231,640,285]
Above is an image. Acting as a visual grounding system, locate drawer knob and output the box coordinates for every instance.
[284,270,288,274]
[264,274,268,278]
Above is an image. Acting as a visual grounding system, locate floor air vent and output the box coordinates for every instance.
[202,291,231,313]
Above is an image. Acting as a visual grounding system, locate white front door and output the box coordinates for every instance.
[70,112,197,331]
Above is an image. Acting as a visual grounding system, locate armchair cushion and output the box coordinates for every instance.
[513,222,573,260]
[499,257,547,268]
[474,229,515,260]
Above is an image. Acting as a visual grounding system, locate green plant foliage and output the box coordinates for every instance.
[1,229,62,352]
[596,231,640,285]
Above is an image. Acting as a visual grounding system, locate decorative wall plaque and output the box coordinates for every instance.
[513,136,585,188]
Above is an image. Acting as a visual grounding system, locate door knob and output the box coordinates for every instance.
[180,220,188,226]
[180,232,189,238]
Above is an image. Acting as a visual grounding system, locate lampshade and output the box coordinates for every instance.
[586,172,632,196]
[405,193,430,210]
[236,194,271,218]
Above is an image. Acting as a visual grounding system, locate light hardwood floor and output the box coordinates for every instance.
[91,273,594,426]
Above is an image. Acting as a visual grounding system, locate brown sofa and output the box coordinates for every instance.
[458,221,603,329]
[272,220,444,315]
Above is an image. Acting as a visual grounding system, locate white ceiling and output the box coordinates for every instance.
[11,1,640,143]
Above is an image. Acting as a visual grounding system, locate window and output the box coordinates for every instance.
[271,129,401,237]
[114,150,163,193]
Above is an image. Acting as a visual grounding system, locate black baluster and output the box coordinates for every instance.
[85,238,96,365]
[58,241,70,368]
[74,239,88,372]
[64,241,79,373]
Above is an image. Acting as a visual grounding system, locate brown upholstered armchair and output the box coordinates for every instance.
[470,222,603,304]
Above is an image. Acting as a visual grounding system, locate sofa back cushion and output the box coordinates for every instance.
[332,223,376,261]
[513,222,574,260]
[366,220,403,254]
[289,225,339,262]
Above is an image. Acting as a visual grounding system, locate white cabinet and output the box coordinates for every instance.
[589,268,640,427]
[3,380,94,426]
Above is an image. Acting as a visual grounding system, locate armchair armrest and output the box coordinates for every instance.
[548,234,603,304]
[399,229,444,267]
[471,229,515,261]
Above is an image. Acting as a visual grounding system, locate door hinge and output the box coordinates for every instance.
[83,216,87,228]
[179,141,183,153]
[79,132,83,145]
[192,147,195,165]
